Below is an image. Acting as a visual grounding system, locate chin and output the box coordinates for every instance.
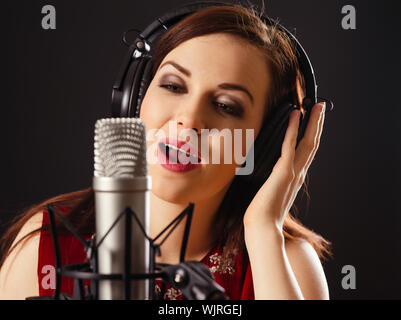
[149,169,201,205]
[151,183,198,205]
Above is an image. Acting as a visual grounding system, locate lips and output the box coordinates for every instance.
[158,137,202,164]
[157,137,202,173]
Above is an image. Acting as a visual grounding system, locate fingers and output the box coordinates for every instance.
[281,103,325,212]
[281,109,301,163]
[269,109,300,186]
[294,102,326,175]
[304,104,325,170]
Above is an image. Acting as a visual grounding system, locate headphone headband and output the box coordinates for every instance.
[110,0,324,182]
[112,1,317,120]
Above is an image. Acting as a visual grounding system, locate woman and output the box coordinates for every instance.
[0,4,331,300]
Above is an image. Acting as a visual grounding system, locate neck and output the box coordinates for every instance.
[149,186,229,265]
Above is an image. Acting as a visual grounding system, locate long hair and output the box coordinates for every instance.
[0,3,332,269]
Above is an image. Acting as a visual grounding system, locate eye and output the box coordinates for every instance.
[214,102,243,117]
[159,83,183,93]
[159,83,243,118]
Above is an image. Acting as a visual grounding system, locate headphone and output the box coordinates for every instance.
[111,1,328,181]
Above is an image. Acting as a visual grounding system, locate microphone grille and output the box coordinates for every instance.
[94,118,147,178]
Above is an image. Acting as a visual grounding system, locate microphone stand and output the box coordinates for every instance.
[27,203,227,300]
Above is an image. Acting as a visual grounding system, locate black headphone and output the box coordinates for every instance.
[111,1,329,180]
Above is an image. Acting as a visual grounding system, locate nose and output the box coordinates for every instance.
[174,97,207,136]
[177,122,201,135]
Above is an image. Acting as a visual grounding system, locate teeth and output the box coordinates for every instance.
[165,143,185,154]
[161,143,201,162]
[165,143,196,158]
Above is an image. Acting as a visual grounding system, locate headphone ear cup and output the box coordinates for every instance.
[112,58,141,117]
[111,52,153,118]
[134,57,154,118]
[243,101,296,185]
[263,101,296,153]
[126,57,149,118]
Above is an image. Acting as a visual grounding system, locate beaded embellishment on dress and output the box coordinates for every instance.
[154,283,183,300]
[209,246,238,275]
[153,245,239,300]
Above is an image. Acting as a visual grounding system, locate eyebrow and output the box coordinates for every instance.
[160,60,192,77]
[159,60,254,104]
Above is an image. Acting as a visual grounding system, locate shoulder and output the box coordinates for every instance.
[284,238,330,300]
[0,211,43,300]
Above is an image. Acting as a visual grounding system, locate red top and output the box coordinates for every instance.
[37,210,254,300]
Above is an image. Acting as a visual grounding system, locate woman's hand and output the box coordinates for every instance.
[242,102,327,300]
[243,102,326,233]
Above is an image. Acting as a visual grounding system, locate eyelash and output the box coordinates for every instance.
[158,83,243,118]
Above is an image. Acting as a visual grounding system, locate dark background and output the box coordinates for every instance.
[1,0,400,299]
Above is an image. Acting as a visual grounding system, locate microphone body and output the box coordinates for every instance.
[93,176,150,300]
[93,118,150,300]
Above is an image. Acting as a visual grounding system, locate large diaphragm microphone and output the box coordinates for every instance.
[93,118,151,300]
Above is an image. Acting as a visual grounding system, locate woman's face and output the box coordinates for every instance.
[140,33,270,204]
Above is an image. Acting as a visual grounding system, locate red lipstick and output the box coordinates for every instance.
[157,137,201,173]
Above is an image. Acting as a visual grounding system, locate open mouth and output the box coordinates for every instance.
[159,142,201,164]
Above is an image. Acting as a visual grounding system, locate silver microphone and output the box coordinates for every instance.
[93,118,151,300]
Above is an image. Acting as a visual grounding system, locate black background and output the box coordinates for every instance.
[1,0,400,299]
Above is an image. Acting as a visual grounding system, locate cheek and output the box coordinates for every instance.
[140,92,158,158]
[139,86,168,129]
[201,118,262,169]
[231,124,262,166]
[205,132,246,169]
[139,89,155,125]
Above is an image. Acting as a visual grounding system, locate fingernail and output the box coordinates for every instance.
[320,102,326,114]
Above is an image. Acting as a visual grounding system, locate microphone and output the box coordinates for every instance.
[93,118,151,300]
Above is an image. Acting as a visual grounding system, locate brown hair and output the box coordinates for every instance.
[0,3,331,269]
